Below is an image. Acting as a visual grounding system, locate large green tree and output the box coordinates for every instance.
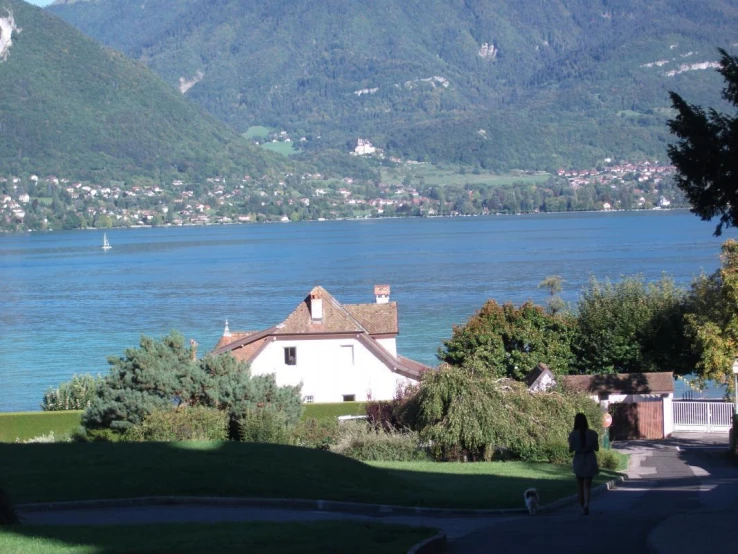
[572,275,692,375]
[82,332,302,432]
[668,49,738,236]
[684,239,738,388]
[438,300,575,380]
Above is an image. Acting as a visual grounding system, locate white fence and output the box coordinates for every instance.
[673,401,735,432]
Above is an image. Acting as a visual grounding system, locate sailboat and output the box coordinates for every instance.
[102,233,112,251]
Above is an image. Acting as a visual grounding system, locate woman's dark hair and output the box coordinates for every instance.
[574,412,588,447]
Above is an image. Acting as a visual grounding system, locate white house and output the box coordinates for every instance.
[212,285,429,403]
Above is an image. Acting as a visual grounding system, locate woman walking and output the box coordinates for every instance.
[569,412,599,515]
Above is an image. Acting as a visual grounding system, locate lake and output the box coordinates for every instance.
[0,210,730,412]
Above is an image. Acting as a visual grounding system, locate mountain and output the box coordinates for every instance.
[0,0,284,181]
[48,0,738,171]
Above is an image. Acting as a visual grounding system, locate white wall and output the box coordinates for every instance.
[250,336,414,402]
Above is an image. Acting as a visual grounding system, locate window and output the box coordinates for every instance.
[342,394,356,402]
[284,347,296,365]
[304,395,314,404]
[340,345,354,366]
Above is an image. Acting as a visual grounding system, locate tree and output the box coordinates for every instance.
[667,49,738,236]
[438,300,575,380]
[82,331,303,433]
[572,275,692,375]
[538,275,566,315]
[684,239,738,388]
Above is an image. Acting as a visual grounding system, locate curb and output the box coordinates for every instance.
[539,474,626,513]
[17,475,627,518]
[18,496,526,518]
[406,531,447,554]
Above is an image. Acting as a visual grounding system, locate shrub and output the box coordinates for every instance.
[597,449,621,471]
[406,365,602,462]
[42,374,101,411]
[330,421,428,462]
[365,383,417,431]
[15,431,65,444]
[123,407,228,442]
[290,417,339,449]
[539,441,573,464]
[238,409,292,444]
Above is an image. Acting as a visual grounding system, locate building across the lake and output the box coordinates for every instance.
[212,285,429,403]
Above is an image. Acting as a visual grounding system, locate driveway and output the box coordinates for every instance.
[448,432,736,554]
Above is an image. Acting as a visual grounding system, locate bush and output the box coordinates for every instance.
[330,421,428,462]
[238,409,292,444]
[365,383,417,431]
[539,441,573,464]
[406,365,602,462]
[15,431,65,444]
[597,449,621,471]
[42,374,101,411]
[290,417,340,450]
[123,407,228,442]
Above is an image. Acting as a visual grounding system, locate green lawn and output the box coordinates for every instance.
[0,522,435,554]
[242,125,272,139]
[302,402,366,420]
[260,141,298,156]
[0,442,622,509]
[0,412,83,443]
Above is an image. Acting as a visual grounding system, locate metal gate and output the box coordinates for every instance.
[673,401,735,432]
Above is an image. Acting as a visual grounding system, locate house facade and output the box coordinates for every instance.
[212,285,429,403]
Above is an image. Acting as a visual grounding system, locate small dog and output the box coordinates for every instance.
[523,488,540,515]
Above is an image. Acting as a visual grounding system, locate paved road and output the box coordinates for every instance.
[449,432,737,554]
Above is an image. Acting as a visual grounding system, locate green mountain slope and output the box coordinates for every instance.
[49,0,738,170]
[0,0,284,180]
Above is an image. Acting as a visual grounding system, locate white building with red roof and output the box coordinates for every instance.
[212,285,429,403]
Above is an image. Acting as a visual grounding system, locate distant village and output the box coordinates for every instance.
[0,153,683,232]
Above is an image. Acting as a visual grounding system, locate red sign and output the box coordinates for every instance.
[603,413,613,428]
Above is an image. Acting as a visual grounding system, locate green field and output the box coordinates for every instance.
[380,166,550,187]
[0,412,83,443]
[242,125,272,138]
[260,141,298,156]
[0,441,622,509]
[0,522,435,554]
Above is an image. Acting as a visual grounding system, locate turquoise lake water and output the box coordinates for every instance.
[0,210,731,411]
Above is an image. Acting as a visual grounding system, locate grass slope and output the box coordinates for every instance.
[0,522,435,554]
[0,0,284,180]
[0,441,621,509]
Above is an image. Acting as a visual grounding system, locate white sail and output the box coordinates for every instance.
[102,233,112,250]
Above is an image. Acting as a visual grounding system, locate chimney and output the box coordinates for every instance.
[223,319,231,338]
[310,292,323,321]
[374,284,390,304]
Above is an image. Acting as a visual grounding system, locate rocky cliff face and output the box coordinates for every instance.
[0,10,18,62]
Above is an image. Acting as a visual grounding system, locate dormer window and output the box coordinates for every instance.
[284,347,297,365]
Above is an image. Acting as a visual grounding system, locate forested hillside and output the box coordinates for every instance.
[50,0,738,170]
[0,0,285,181]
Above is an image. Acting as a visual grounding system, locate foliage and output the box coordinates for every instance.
[123,407,228,442]
[15,431,64,444]
[329,421,428,462]
[41,374,102,411]
[572,275,693,374]
[668,49,738,236]
[405,365,601,462]
[684,240,738,387]
[0,411,82,443]
[0,1,286,181]
[290,417,340,450]
[238,409,293,445]
[50,0,738,172]
[538,275,567,315]
[365,383,417,431]
[82,332,303,434]
[596,449,621,471]
[439,299,575,380]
